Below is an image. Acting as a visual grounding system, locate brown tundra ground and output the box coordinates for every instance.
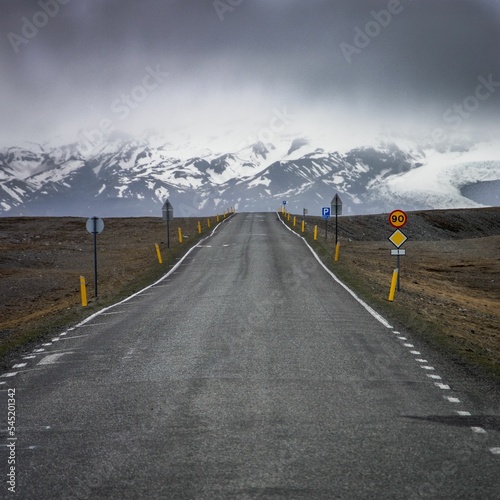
[0,208,499,378]
[295,207,500,379]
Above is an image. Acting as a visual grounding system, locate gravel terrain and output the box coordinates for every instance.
[297,207,500,377]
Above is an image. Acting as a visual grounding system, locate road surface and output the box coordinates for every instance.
[1,212,499,499]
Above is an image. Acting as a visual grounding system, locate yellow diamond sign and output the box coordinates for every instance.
[389,229,408,248]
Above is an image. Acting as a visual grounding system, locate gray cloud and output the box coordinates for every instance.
[1,0,499,146]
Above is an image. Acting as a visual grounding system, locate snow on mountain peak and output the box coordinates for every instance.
[0,131,499,217]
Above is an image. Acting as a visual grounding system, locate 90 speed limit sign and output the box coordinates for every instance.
[388,209,408,228]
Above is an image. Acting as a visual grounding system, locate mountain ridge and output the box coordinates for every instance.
[1,133,498,217]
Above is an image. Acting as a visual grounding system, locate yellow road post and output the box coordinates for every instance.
[178,227,183,244]
[313,225,318,240]
[80,276,88,307]
[155,243,163,264]
[388,268,399,301]
[197,221,202,234]
[334,242,340,262]
[207,218,211,228]
[301,220,305,233]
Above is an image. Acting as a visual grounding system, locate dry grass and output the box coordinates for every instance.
[282,209,500,378]
[0,214,228,365]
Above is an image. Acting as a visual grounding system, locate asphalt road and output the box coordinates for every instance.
[1,212,499,499]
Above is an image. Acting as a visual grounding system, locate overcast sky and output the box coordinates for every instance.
[1,0,500,148]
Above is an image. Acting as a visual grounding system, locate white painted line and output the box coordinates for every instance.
[0,382,5,385]
[471,427,486,434]
[23,356,36,360]
[489,448,500,455]
[42,343,52,347]
[59,332,67,336]
[51,338,60,342]
[427,374,442,380]
[33,349,45,353]
[397,337,407,340]
[416,359,428,363]
[410,351,421,355]
[435,383,451,390]
[457,411,471,416]
[403,343,414,348]
[280,217,393,329]
[421,366,435,371]
[38,352,73,365]
[12,363,27,369]
[392,331,401,334]
[100,312,125,316]
[1,373,17,378]
[445,396,461,403]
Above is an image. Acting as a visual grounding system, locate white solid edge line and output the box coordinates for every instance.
[72,214,234,330]
[278,214,393,329]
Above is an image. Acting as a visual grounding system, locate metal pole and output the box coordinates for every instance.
[325,219,328,240]
[93,217,98,297]
[396,253,401,292]
[335,207,338,246]
[167,217,170,249]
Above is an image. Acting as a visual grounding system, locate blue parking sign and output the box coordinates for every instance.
[322,207,331,219]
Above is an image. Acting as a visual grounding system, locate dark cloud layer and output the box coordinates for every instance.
[1,0,499,146]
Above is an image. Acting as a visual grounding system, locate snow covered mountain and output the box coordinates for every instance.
[0,132,499,217]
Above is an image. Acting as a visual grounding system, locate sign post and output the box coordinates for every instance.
[331,194,343,246]
[162,199,174,248]
[388,210,408,291]
[322,207,331,239]
[86,217,104,297]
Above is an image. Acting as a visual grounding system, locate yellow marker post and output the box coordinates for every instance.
[216,214,220,222]
[207,218,211,228]
[313,225,318,240]
[301,220,305,233]
[334,242,340,262]
[287,213,290,222]
[80,276,88,307]
[178,227,183,244]
[293,216,296,227]
[155,243,163,264]
[197,221,202,234]
[388,268,399,301]
[223,211,226,219]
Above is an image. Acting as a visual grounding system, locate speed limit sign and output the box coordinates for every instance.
[389,209,408,228]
